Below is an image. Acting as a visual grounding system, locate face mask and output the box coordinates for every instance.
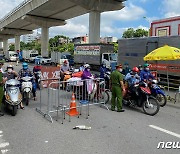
[145,68,149,71]
[8,69,12,73]
[103,65,106,67]
[119,68,123,72]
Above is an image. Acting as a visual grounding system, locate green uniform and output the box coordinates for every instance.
[0,71,3,109]
[110,70,123,111]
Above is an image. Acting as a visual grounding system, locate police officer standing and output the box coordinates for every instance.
[110,64,125,112]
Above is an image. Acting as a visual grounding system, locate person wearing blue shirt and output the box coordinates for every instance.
[140,63,154,82]
[125,67,140,86]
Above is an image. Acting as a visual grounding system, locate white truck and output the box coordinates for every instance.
[22,50,39,62]
[51,52,68,65]
[5,51,18,62]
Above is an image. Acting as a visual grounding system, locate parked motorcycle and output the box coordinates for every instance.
[4,79,22,116]
[34,71,41,90]
[123,82,160,116]
[149,80,167,107]
[21,76,33,106]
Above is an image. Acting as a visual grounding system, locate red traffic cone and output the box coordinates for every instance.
[66,93,79,116]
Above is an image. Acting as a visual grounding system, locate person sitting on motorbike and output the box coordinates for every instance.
[60,60,70,81]
[122,62,131,76]
[19,62,37,100]
[3,65,24,109]
[33,62,42,88]
[125,67,140,96]
[138,65,143,74]
[81,64,93,80]
[100,61,110,89]
[140,63,154,82]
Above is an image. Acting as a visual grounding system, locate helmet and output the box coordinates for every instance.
[144,63,149,68]
[124,62,129,65]
[132,67,139,72]
[7,65,13,70]
[138,65,142,68]
[84,64,90,69]
[22,62,28,70]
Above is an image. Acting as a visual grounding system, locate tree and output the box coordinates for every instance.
[122,28,134,38]
[9,44,15,51]
[122,28,148,38]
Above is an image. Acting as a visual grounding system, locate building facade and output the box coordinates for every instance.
[151,16,180,37]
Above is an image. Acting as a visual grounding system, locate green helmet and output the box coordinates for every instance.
[144,63,149,68]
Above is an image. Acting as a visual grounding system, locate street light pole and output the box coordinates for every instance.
[143,16,151,36]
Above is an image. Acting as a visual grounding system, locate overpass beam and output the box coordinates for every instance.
[15,35,20,52]
[89,11,100,43]
[3,39,8,54]
[41,27,49,57]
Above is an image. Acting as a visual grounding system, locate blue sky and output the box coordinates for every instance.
[1,0,180,39]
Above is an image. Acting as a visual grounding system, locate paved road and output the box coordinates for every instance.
[0,62,180,154]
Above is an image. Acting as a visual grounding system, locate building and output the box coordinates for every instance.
[72,35,89,44]
[22,33,37,43]
[104,37,118,43]
[151,16,180,37]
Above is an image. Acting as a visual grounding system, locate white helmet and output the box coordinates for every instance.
[7,65,14,70]
[84,64,90,68]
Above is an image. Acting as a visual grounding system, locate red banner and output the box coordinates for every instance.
[149,64,180,72]
[40,66,60,88]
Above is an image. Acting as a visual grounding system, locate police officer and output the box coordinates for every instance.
[0,60,5,116]
[110,64,125,112]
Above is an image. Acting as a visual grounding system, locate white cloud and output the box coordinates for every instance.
[161,0,180,18]
[0,0,24,19]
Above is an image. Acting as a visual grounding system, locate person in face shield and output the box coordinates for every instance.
[140,63,154,82]
[110,64,125,112]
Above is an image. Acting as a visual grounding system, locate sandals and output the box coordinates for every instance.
[20,106,25,110]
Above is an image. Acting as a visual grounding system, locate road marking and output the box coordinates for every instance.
[0,130,10,153]
[149,125,180,138]
[0,143,9,149]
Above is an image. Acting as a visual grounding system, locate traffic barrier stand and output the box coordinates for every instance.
[66,92,79,121]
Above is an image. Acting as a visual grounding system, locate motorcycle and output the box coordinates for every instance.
[149,80,167,107]
[123,81,160,116]
[4,79,22,116]
[34,71,41,90]
[21,76,33,106]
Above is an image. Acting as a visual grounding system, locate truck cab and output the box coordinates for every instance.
[102,53,117,71]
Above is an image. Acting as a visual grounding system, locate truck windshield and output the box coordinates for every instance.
[31,54,38,57]
[110,54,117,61]
[10,54,18,57]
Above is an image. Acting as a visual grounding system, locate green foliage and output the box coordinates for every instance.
[122,28,148,38]
[9,44,15,51]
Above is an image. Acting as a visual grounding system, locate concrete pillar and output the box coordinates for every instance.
[3,39,8,54]
[15,35,20,52]
[89,11,101,43]
[41,27,49,57]
[0,42,3,49]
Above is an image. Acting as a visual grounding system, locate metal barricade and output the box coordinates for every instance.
[36,78,109,123]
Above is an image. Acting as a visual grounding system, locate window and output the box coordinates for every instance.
[103,54,109,61]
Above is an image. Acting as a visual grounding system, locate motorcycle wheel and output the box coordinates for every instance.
[24,92,29,106]
[143,96,160,116]
[156,94,167,107]
[98,90,110,104]
[11,106,17,116]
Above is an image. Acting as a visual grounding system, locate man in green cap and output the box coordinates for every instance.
[0,60,5,116]
[110,64,125,112]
